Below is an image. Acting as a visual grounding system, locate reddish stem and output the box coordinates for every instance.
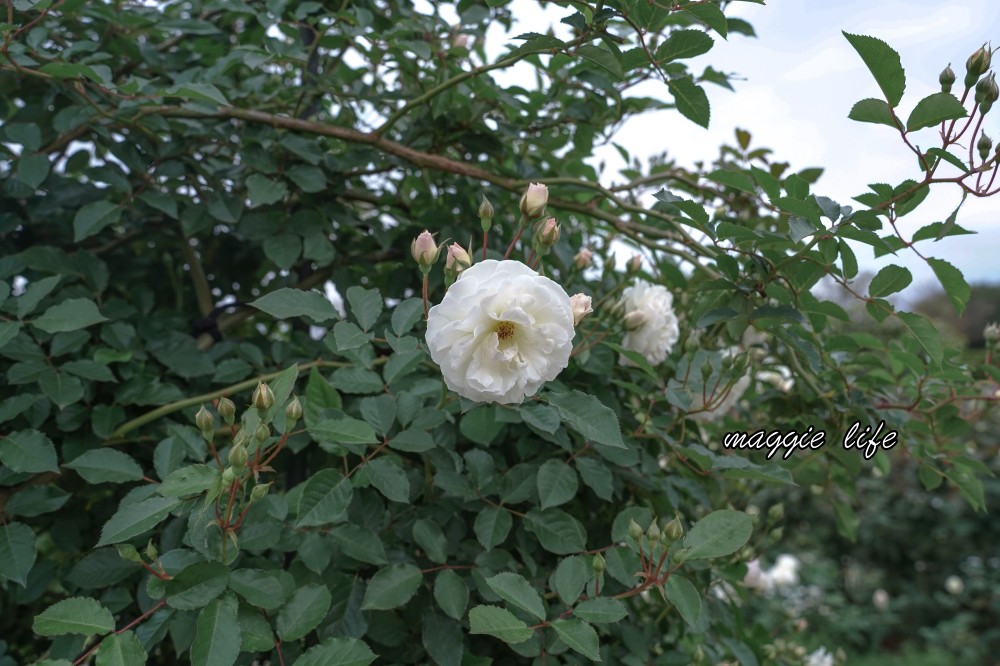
[503,227,524,259]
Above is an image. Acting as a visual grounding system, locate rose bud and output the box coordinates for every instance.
[411,230,440,269]
[569,293,593,326]
[519,182,548,220]
[574,248,592,269]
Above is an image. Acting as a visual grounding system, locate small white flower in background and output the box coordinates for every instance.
[743,559,769,591]
[425,259,574,404]
[769,554,801,588]
[569,293,593,326]
[805,647,835,666]
[984,321,1000,343]
[618,280,679,366]
[872,588,890,610]
[945,575,964,595]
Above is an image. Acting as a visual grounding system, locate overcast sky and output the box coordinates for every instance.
[473,0,1000,298]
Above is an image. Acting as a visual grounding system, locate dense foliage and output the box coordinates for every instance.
[1,1,998,664]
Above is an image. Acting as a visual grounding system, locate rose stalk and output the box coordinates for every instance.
[411,230,443,319]
[505,182,548,259]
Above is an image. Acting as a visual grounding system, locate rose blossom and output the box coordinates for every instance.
[569,293,593,326]
[425,259,574,404]
[618,280,679,366]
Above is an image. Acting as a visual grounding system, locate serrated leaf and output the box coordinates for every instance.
[506,32,564,58]
[277,584,332,641]
[897,311,943,365]
[73,201,122,242]
[96,630,147,666]
[682,510,752,559]
[346,286,382,331]
[97,496,182,546]
[525,508,587,554]
[474,506,512,550]
[17,152,50,188]
[468,605,533,644]
[537,459,579,509]
[553,555,589,605]
[66,449,143,484]
[158,464,219,497]
[926,257,970,314]
[33,298,107,333]
[664,575,702,626]
[292,637,377,666]
[868,264,912,297]
[0,521,36,586]
[33,597,115,636]
[361,564,422,610]
[169,82,230,106]
[573,596,627,623]
[682,3,728,37]
[434,569,469,621]
[295,469,353,527]
[658,29,714,61]
[575,44,622,78]
[668,76,710,128]
[906,92,967,131]
[848,98,898,127]
[365,457,410,503]
[485,572,545,621]
[548,390,625,448]
[0,429,59,473]
[191,593,241,666]
[331,523,388,564]
[250,288,337,322]
[167,562,230,610]
[333,321,370,351]
[843,32,905,107]
[552,618,601,661]
[229,569,286,610]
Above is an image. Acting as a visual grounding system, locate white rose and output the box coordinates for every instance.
[619,280,679,366]
[425,259,574,404]
[805,647,834,666]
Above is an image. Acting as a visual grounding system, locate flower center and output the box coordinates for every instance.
[493,320,517,343]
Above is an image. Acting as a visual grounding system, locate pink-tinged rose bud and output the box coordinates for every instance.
[536,217,560,247]
[574,248,592,269]
[623,309,648,330]
[411,230,439,268]
[519,182,548,220]
[629,254,642,272]
[452,34,469,48]
[569,293,593,326]
[445,243,471,275]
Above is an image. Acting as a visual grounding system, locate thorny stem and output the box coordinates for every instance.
[72,600,167,666]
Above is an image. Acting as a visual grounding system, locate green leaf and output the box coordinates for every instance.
[0,321,22,349]
[96,496,183,546]
[391,298,424,336]
[897,311,943,365]
[657,29,714,61]
[551,618,601,661]
[707,169,757,195]
[65,449,143,484]
[191,593,241,666]
[507,32,564,58]
[332,321,370,351]
[468,605,533,644]
[433,569,469,621]
[287,164,327,193]
[681,509,753,559]
[167,562,230,611]
[926,257,970,314]
[573,596,628,624]
[331,523,388,564]
[365,457,410,503]
[667,77,710,128]
[548,390,625,448]
[842,32,905,106]
[73,201,122,242]
[412,519,448,564]
[39,370,84,408]
[0,521,36,586]
[168,82,230,106]
[96,630,147,666]
[250,288,337,322]
[664,574,702,626]
[228,569,286,610]
[17,152,50,188]
[553,555,589,605]
[924,147,969,174]
[474,506,512,550]
[157,464,219,497]
[40,61,103,82]
[33,298,107,333]
[309,417,378,451]
[868,264,912,297]
[346,286,382,331]
[485,572,546,621]
[0,429,59,473]
[525,508,587,554]
[537,459,579,509]
[33,597,115,636]
[246,174,288,207]
[276,584,332,641]
[295,469,353,527]
[292,638,377,666]
[575,44,623,79]
[848,98,897,127]
[906,92,967,131]
[361,564,422,610]
[682,3,728,37]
